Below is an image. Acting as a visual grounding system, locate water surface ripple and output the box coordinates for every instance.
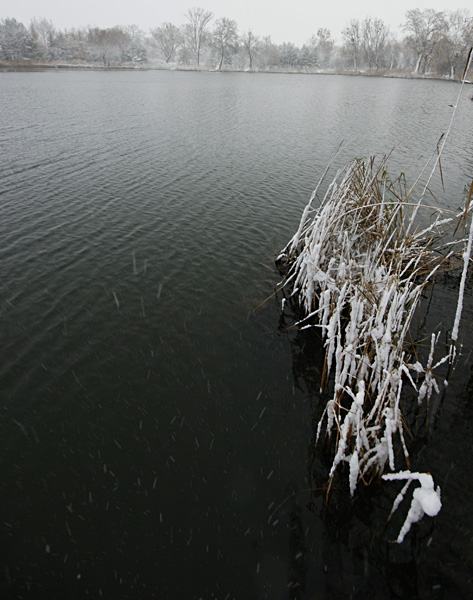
[1,70,472,599]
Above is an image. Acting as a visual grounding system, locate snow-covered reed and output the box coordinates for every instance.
[277,155,470,540]
[382,471,442,543]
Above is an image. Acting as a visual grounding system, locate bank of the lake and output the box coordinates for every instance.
[2,58,472,83]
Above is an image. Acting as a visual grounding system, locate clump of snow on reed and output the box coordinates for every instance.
[277,156,470,541]
[382,471,442,543]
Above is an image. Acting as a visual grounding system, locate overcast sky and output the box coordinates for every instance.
[2,0,469,45]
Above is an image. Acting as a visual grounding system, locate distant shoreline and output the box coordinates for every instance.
[1,60,470,83]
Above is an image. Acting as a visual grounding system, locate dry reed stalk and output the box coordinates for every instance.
[277,156,467,504]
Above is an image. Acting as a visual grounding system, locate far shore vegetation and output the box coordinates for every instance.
[1,7,472,81]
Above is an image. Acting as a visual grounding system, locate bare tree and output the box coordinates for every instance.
[183,7,213,66]
[342,19,361,70]
[385,36,402,70]
[362,17,389,69]
[241,29,260,70]
[210,17,238,70]
[150,23,181,63]
[372,18,389,69]
[403,8,446,74]
[437,10,473,78]
[312,28,334,69]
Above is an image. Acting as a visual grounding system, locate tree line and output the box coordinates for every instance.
[1,7,472,79]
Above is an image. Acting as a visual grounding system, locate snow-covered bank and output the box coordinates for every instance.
[1,59,470,83]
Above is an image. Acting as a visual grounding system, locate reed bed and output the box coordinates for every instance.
[277,155,471,540]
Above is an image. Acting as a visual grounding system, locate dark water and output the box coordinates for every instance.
[1,70,472,599]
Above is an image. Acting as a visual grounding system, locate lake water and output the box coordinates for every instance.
[1,70,472,599]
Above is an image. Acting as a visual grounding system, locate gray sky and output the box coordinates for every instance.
[2,0,469,45]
